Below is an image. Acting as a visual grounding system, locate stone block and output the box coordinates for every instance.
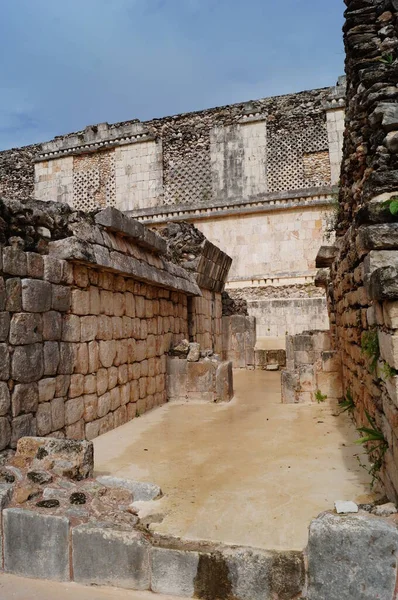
[11,415,36,448]
[99,340,116,368]
[215,361,233,402]
[0,311,10,341]
[52,285,71,312]
[151,547,199,597]
[43,311,62,341]
[0,343,10,380]
[96,475,162,502]
[2,247,27,276]
[9,313,42,345]
[5,278,22,312]
[58,342,76,374]
[187,360,215,394]
[65,397,84,425]
[316,370,343,399]
[281,371,299,404]
[15,437,93,479]
[62,314,81,342]
[166,357,188,401]
[51,397,65,431]
[26,253,44,278]
[43,257,63,284]
[321,351,341,372]
[0,382,10,416]
[11,383,39,417]
[36,402,52,436]
[11,343,44,383]
[0,417,11,450]
[38,378,56,403]
[307,512,398,600]
[81,316,98,342]
[44,341,60,375]
[21,279,51,312]
[72,523,150,590]
[3,509,70,580]
[379,331,398,369]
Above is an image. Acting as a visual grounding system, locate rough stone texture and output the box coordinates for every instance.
[151,548,199,597]
[96,475,161,502]
[72,524,151,590]
[307,512,398,600]
[15,437,94,479]
[3,508,70,581]
[222,315,256,368]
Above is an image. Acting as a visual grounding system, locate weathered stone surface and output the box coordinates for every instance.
[0,311,10,341]
[3,247,27,277]
[44,341,60,375]
[0,382,10,416]
[315,245,337,268]
[166,357,188,401]
[11,343,43,383]
[225,547,305,600]
[151,547,199,597]
[51,285,71,312]
[9,312,42,345]
[187,342,201,362]
[11,415,36,448]
[96,475,162,502]
[11,383,39,417]
[307,512,398,600]
[5,278,22,312]
[0,343,10,380]
[43,311,62,340]
[3,509,70,580]
[15,437,94,479]
[215,361,233,402]
[65,397,84,426]
[0,417,11,450]
[36,402,52,436]
[21,279,51,312]
[72,524,150,590]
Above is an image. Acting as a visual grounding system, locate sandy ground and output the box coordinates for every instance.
[0,574,180,600]
[94,370,375,550]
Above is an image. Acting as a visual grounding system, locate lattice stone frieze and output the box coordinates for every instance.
[164,149,212,206]
[72,150,116,211]
[267,118,330,192]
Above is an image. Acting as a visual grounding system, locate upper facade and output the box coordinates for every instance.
[30,77,346,219]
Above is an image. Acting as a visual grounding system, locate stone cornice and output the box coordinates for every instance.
[126,187,337,224]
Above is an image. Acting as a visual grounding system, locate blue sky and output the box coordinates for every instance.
[0,0,345,150]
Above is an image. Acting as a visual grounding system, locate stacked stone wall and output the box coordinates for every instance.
[0,199,233,452]
[323,0,398,501]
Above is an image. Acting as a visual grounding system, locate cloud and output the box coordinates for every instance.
[0,0,345,150]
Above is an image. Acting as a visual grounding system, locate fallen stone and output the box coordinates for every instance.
[307,512,398,600]
[70,492,86,505]
[72,523,151,590]
[266,364,279,371]
[96,475,162,502]
[372,502,397,517]
[14,437,94,480]
[12,482,41,504]
[334,500,358,514]
[187,342,201,362]
[3,508,70,580]
[170,339,190,358]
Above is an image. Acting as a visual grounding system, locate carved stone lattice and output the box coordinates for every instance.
[73,151,116,211]
[164,150,212,206]
[267,119,330,192]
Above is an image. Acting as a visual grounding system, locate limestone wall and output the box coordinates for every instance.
[321,0,398,501]
[0,199,224,451]
[28,84,345,214]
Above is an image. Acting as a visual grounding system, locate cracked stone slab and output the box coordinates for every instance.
[96,475,162,502]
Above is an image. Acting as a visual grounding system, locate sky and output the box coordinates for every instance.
[0,0,345,151]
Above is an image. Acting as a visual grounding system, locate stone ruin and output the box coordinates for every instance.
[0,197,240,452]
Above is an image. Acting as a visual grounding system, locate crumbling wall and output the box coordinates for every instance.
[0,145,40,201]
[323,0,398,501]
[0,200,204,451]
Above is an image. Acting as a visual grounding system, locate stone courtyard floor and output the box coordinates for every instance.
[94,370,376,551]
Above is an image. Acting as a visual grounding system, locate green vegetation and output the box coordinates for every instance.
[361,330,380,374]
[382,196,398,217]
[381,362,398,380]
[315,390,327,403]
[338,388,355,413]
[378,53,396,66]
[355,411,388,488]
